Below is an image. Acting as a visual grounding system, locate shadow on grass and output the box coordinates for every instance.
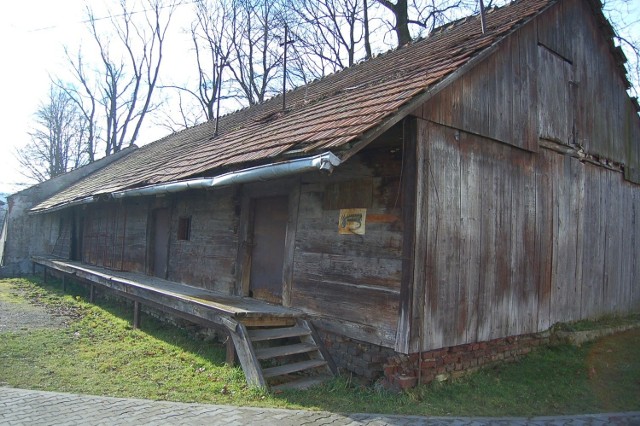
[34,274,229,366]
[10,274,640,416]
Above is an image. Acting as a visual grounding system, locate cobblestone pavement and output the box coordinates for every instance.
[1,387,639,425]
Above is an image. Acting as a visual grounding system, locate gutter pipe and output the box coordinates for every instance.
[32,152,341,214]
[113,151,340,200]
[30,196,98,215]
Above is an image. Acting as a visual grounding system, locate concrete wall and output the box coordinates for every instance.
[0,147,137,277]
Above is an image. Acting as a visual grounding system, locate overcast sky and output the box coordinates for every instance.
[0,0,638,196]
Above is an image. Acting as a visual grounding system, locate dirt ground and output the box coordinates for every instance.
[0,280,68,333]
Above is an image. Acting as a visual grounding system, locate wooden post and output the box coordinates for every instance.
[32,262,35,276]
[133,301,141,329]
[89,284,95,303]
[227,321,267,388]
[43,267,48,283]
[225,335,236,366]
[62,275,67,292]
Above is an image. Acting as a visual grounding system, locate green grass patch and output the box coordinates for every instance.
[0,278,31,304]
[1,276,639,416]
[553,313,640,332]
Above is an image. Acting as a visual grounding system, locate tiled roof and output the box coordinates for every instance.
[34,0,556,212]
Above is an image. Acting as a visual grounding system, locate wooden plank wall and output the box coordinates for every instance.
[422,17,539,153]
[411,120,640,352]
[405,0,640,353]
[80,190,239,293]
[167,188,239,293]
[537,0,640,170]
[82,203,128,271]
[119,201,149,273]
[537,0,640,180]
[292,143,405,347]
[422,0,640,183]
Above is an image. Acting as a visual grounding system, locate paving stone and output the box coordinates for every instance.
[1,387,640,425]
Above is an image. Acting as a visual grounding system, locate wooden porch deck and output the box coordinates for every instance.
[32,256,301,327]
[31,256,336,390]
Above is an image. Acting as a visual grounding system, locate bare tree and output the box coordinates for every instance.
[56,48,98,163]
[226,0,285,106]
[161,0,232,127]
[602,0,640,97]
[16,86,89,182]
[63,0,176,157]
[375,0,477,46]
[376,0,411,46]
[293,0,371,75]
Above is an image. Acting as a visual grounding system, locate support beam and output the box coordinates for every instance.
[228,322,267,388]
[226,335,236,366]
[62,275,67,292]
[133,301,141,329]
[43,267,48,283]
[89,284,95,303]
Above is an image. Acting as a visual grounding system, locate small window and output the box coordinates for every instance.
[177,216,192,241]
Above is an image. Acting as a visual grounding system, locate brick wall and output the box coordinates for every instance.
[382,331,551,390]
[316,328,396,381]
[316,326,552,391]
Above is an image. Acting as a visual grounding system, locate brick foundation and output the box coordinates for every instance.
[316,328,396,381]
[382,331,551,390]
[317,327,552,390]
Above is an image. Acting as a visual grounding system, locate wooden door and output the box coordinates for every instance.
[249,196,288,304]
[151,208,170,278]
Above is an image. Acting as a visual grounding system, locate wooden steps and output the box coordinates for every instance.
[227,319,337,390]
[248,326,311,342]
[270,375,333,391]
[263,359,327,378]
[255,342,318,360]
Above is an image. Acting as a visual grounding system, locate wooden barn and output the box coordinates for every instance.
[18,0,640,389]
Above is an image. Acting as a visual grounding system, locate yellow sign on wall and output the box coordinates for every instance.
[338,208,366,235]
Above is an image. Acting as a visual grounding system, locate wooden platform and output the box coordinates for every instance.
[32,256,301,327]
[31,256,336,390]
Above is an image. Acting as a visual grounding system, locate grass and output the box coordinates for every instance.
[553,313,640,332]
[1,276,639,417]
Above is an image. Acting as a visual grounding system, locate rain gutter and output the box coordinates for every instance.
[110,151,341,199]
[30,196,98,215]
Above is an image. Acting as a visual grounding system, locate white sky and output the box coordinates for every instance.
[0,0,86,193]
[0,0,638,195]
[0,0,194,195]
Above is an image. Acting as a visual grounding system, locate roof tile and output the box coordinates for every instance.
[33,0,556,211]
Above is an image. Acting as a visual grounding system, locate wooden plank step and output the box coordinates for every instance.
[271,375,332,391]
[248,326,310,342]
[255,343,318,360]
[263,359,327,378]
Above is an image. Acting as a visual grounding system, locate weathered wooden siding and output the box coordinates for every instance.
[82,204,128,270]
[421,0,640,183]
[409,120,639,353]
[421,15,539,153]
[292,144,405,347]
[403,0,640,353]
[538,0,640,178]
[120,202,149,273]
[79,190,239,293]
[81,201,147,273]
[167,188,239,293]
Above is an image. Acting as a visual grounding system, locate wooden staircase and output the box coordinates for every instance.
[225,318,337,390]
